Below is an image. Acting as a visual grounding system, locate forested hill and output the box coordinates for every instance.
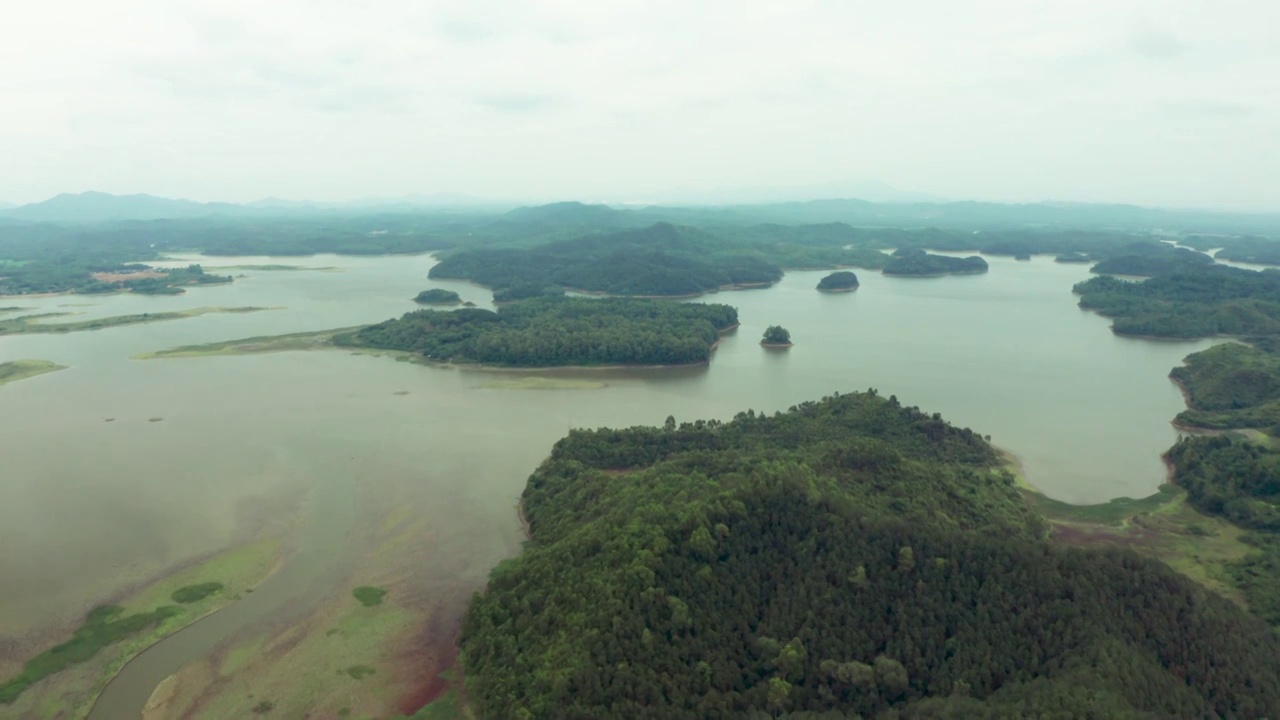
[1074,263,1280,338]
[337,296,738,367]
[429,222,786,297]
[460,392,1280,719]
[882,248,988,276]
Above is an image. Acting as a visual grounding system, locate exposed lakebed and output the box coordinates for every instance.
[0,251,1217,717]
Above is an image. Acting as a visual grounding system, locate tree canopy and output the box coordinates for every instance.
[761,325,792,346]
[337,296,738,367]
[460,392,1280,719]
[816,271,859,291]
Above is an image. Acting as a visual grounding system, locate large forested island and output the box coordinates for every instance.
[1074,263,1280,338]
[338,296,738,367]
[815,271,859,292]
[460,391,1280,719]
[429,223,785,298]
[882,248,988,277]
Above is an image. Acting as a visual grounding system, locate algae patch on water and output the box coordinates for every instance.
[0,359,66,387]
[172,582,224,604]
[0,604,179,705]
[352,586,388,607]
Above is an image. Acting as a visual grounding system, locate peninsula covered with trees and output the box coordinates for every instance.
[338,296,738,367]
[1074,263,1280,338]
[815,271,859,292]
[882,248,988,276]
[460,392,1280,719]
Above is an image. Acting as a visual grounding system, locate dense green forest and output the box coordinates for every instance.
[1074,264,1280,338]
[882,249,988,276]
[338,296,738,367]
[0,216,455,294]
[460,392,1280,719]
[816,271,859,291]
[1089,243,1213,277]
[0,199,1228,296]
[1166,436,1280,625]
[1181,235,1280,266]
[1054,252,1091,263]
[413,288,462,304]
[429,223,786,297]
[1170,342,1280,431]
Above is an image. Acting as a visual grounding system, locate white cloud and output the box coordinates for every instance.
[0,0,1277,209]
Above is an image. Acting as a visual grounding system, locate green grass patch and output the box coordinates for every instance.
[0,359,66,387]
[345,664,377,680]
[0,306,272,336]
[404,690,465,719]
[0,604,181,704]
[171,582,224,604]
[352,586,387,607]
[134,327,360,359]
[1031,484,1182,527]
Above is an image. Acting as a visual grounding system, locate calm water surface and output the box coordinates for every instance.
[0,252,1217,711]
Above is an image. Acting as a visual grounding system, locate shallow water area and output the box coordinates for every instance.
[0,250,1219,715]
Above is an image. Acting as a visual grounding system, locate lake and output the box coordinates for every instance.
[0,252,1216,716]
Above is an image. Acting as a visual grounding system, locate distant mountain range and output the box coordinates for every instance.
[3,191,1279,235]
[0,191,505,224]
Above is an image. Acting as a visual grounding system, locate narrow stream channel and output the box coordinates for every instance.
[87,470,359,719]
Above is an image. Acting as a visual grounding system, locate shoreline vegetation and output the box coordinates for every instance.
[0,538,285,716]
[1,307,272,336]
[136,314,741,371]
[0,359,67,387]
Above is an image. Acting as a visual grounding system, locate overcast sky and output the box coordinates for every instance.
[2,1,1277,209]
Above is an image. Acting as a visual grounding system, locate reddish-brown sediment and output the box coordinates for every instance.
[91,271,167,283]
[395,608,461,714]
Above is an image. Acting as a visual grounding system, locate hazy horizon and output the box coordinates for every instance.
[3,2,1277,211]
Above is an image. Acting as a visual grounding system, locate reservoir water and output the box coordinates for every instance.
[0,253,1218,716]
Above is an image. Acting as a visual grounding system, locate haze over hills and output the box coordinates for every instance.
[4,190,1280,236]
[0,191,508,224]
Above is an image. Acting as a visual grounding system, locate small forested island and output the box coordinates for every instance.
[815,271,859,292]
[1014,252,1031,261]
[882,248,988,276]
[759,325,792,347]
[338,296,738,367]
[460,392,1280,719]
[412,288,461,305]
[1054,252,1091,263]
